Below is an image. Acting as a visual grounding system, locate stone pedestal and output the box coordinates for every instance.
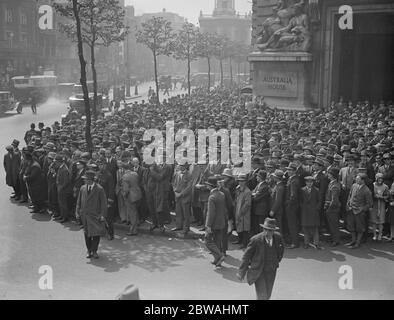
[249,51,313,110]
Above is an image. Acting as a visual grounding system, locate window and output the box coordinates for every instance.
[5,9,13,23]
[20,33,28,47]
[5,31,14,47]
[20,11,27,25]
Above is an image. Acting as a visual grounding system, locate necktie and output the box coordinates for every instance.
[88,186,91,195]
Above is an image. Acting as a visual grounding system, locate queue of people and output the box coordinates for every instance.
[3,86,394,261]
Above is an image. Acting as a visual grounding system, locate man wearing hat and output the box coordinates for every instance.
[56,154,72,223]
[313,158,329,232]
[324,168,342,247]
[251,170,270,236]
[23,152,46,214]
[47,152,59,218]
[76,170,108,259]
[300,176,321,249]
[268,170,286,233]
[4,145,21,200]
[284,163,301,248]
[205,175,227,267]
[346,173,373,249]
[237,218,284,300]
[172,163,193,235]
[234,174,252,249]
[339,154,358,223]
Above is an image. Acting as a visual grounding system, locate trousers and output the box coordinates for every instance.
[285,205,300,245]
[205,229,223,262]
[326,210,341,243]
[175,200,191,232]
[84,234,100,253]
[58,191,70,219]
[254,269,277,300]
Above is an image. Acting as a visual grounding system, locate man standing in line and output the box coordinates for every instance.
[237,218,284,300]
[55,154,72,223]
[205,176,227,267]
[346,173,373,249]
[76,171,108,259]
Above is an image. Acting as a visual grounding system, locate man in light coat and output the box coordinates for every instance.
[76,170,108,259]
[234,174,252,249]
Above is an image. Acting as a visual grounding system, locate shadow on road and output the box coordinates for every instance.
[86,234,205,273]
[214,265,241,283]
[0,112,18,119]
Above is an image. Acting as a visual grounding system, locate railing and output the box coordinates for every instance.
[199,13,252,19]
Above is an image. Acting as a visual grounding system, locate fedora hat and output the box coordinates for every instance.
[222,168,234,178]
[260,218,279,231]
[236,174,248,182]
[82,170,96,180]
[271,169,284,179]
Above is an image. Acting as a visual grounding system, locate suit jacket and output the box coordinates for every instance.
[238,232,284,285]
[300,186,320,227]
[121,170,141,203]
[97,170,116,205]
[313,170,329,210]
[285,175,300,209]
[252,181,271,217]
[206,188,227,230]
[56,163,72,194]
[4,153,19,187]
[339,166,358,190]
[347,183,373,214]
[324,180,341,214]
[270,181,285,217]
[172,170,192,203]
[76,183,108,237]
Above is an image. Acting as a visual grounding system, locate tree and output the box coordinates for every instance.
[55,0,128,119]
[136,16,175,104]
[196,32,216,92]
[172,22,198,96]
[54,0,93,152]
[233,42,250,85]
[212,34,230,87]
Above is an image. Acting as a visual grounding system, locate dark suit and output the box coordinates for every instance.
[238,232,284,300]
[300,186,320,245]
[205,188,227,262]
[314,170,329,229]
[270,181,286,232]
[97,170,115,237]
[285,175,301,246]
[324,180,341,243]
[251,181,271,235]
[56,163,72,220]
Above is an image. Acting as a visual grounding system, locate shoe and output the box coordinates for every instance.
[199,227,206,232]
[10,195,17,199]
[303,244,309,249]
[345,241,355,247]
[315,245,324,250]
[171,227,182,232]
[19,199,28,203]
[349,243,361,249]
[372,235,377,241]
[86,252,92,259]
[92,252,99,259]
[28,205,35,209]
[108,235,114,241]
[330,242,340,247]
[377,235,382,241]
[215,255,226,267]
[30,210,40,214]
[59,218,68,223]
[14,197,21,201]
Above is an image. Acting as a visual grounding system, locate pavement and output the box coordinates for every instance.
[0,84,393,300]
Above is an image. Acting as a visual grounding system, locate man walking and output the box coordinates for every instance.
[76,170,108,259]
[237,218,284,300]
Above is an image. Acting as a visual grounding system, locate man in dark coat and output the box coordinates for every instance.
[55,154,72,223]
[76,170,108,259]
[269,170,286,234]
[46,152,59,217]
[251,170,271,235]
[300,176,321,249]
[237,218,284,300]
[4,146,20,199]
[313,158,329,232]
[97,159,115,239]
[205,176,227,267]
[23,153,46,213]
[325,167,342,247]
[284,163,301,248]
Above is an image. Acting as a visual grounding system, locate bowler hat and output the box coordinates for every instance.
[222,168,234,178]
[12,139,20,147]
[6,145,13,151]
[236,174,248,182]
[327,167,340,179]
[271,169,284,180]
[304,176,315,181]
[259,218,279,231]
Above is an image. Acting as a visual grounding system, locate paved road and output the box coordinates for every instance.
[0,89,393,300]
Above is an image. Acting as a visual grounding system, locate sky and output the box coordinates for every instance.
[125,0,252,25]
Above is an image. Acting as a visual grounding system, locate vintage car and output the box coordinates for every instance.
[0,91,16,114]
[69,93,108,115]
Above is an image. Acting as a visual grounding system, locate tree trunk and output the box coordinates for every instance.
[207,57,211,92]
[90,42,98,120]
[229,57,233,86]
[72,0,92,153]
[220,59,223,87]
[153,50,160,104]
[237,61,241,84]
[187,58,191,96]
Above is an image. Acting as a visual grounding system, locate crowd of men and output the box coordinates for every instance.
[3,86,394,261]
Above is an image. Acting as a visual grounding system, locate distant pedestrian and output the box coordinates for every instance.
[31,96,37,114]
[237,218,284,300]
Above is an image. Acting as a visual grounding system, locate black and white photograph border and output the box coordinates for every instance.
[0,0,393,301]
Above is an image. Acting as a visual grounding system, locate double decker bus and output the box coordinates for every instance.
[11,75,57,103]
